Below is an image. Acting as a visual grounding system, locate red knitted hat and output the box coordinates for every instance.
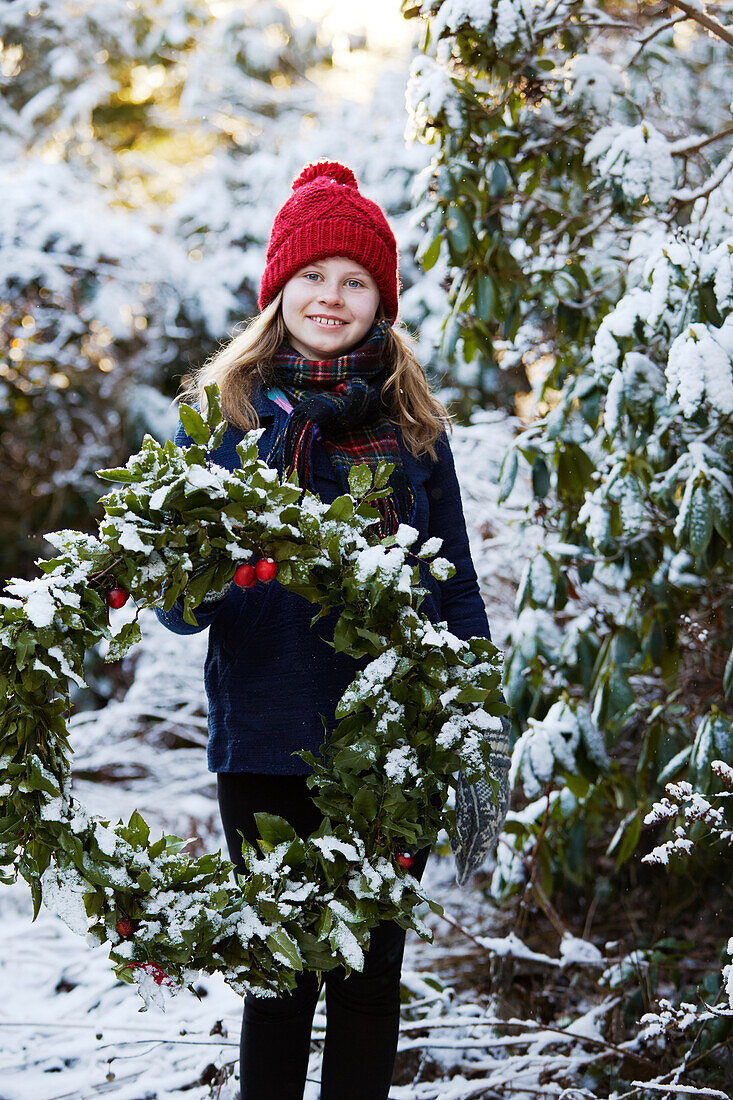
[258,161,400,323]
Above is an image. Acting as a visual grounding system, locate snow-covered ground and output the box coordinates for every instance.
[0,5,560,1094]
[0,413,545,1100]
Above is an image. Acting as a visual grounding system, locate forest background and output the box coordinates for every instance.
[1,0,732,1097]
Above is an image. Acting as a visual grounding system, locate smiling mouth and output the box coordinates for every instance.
[308,316,348,327]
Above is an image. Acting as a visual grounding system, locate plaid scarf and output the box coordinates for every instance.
[266,319,416,540]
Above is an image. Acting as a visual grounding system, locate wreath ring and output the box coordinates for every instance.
[0,385,506,1007]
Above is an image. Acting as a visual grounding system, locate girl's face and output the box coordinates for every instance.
[281,256,381,361]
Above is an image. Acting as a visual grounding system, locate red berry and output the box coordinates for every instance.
[125,961,173,987]
[107,587,129,609]
[255,557,277,583]
[116,917,134,938]
[148,963,171,986]
[396,853,414,870]
[234,563,256,588]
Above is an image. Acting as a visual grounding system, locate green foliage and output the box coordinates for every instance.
[0,1,340,586]
[406,0,733,1075]
[407,0,733,863]
[0,387,505,1004]
[403,0,619,406]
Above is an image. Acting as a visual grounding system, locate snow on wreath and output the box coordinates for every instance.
[0,383,507,1007]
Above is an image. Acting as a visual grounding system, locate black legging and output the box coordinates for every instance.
[217,772,431,1100]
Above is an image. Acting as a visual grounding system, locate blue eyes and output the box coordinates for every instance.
[303,272,363,288]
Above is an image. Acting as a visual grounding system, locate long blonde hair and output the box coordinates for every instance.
[178,293,452,461]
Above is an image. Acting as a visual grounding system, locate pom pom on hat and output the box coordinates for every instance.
[292,161,358,190]
[259,160,400,323]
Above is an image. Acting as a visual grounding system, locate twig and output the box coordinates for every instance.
[629,1084,729,1098]
[577,19,638,30]
[626,12,689,67]
[139,707,209,730]
[438,908,489,949]
[520,788,567,938]
[0,1021,238,1046]
[399,991,450,1012]
[582,886,601,940]
[86,557,124,585]
[530,876,567,938]
[96,1036,238,1051]
[670,124,733,156]
[433,900,577,970]
[565,206,615,242]
[613,1039,733,1100]
[399,1035,563,1050]
[666,1,733,50]
[397,1010,656,1066]
[671,143,733,203]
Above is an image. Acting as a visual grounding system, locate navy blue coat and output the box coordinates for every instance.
[155,385,492,774]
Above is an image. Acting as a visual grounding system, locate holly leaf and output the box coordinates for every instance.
[106,620,142,663]
[476,272,496,320]
[267,929,303,971]
[333,614,358,653]
[204,383,223,430]
[353,787,378,819]
[326,495,355,522]
[209,420,227,451]
[122,810,150,848]
[254,813,297,849]
[179,404,211,446]
[417,232,442,272]
[454,685,489,704]
[724,645,733,698]
[31,877,42,921]
[498,448,518,503]
[236,434,262,466]
[96,467,139,484]
[372,460,394,490]
[348,464,373,497]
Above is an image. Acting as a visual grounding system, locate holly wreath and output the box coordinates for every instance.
[0,384,506,1008]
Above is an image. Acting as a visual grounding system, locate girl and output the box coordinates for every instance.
[155,161,503,1100]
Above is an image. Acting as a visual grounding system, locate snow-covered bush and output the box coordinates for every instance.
[1,0,445,583]
[0,0,343,581]
[405,0,733,1087]
[0,388,506,1001]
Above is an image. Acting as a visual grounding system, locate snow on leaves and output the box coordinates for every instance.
[563,53,626,115]
[423,0,564,55]
[641,764,733,1021]
[0,384,506,1004]
[407,0,733,1078]
[639,998,706,1042]
[585,121,677,208]
[666,320,733,418]
[725,938,733,1011]
[642,769,732,868]
[510,697,608,800]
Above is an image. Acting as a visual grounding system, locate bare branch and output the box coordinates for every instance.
[626,12,689,68]
[671,143,733,202]
[629,1083,730,1098]
[666,1,733,50]
[669,124,733,155]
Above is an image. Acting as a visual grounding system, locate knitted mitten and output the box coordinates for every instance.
[194,565,235,608]
[451,715,512,887]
